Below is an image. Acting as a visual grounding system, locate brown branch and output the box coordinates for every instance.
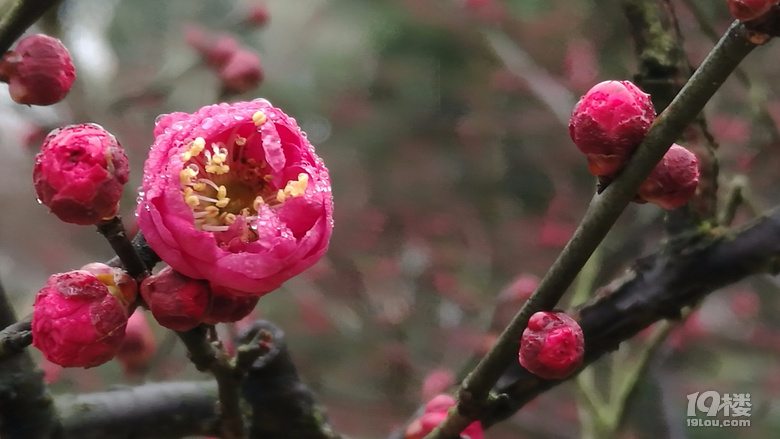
[56,381,220,439]
[484,207,780,426]
[96,216,150,280]
[176,325,246,439]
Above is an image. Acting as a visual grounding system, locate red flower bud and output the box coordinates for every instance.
[246,3,270,27]
[519,311,584,380]
[184,24,240,69]
[116,311,157,374]
[0,34,75,105]
[728,0,778,22]
[33,124,129,225]
[219,49,263,94]
[569,80,655,176]
[32,270,130,368]
[140,267,210,331]
[202,287,259,324]
[635,144,699,210]
[405,394,483,439]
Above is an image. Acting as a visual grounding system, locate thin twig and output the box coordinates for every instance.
[96,216,149,280]
[0,0,61,54]
[176,325,246,439]
[425,21,757,439]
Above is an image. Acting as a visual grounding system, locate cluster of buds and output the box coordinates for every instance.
[32,264,136,368]
[0,34,75,106]
[405,394,484,439]
[140,267,258,331]
[33,123,129,225]
[518,311,585,380]
[569,80,699,210]
[728,0,779,22]
[185,24,263,94]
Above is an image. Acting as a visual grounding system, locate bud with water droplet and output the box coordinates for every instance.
[32,270,131,367]
[33,124,129,225]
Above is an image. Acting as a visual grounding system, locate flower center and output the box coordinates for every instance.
[178,111,308,240]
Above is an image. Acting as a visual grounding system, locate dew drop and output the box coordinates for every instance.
[154,114,166,125]
[35,197,43,205]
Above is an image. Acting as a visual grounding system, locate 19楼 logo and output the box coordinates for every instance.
[686,391,751,428]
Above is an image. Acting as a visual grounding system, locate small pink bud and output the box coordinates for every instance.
[519,311,584,380]
[33,124,129,225]
[140,267,211,331]
[80,262,137,308]
[635,144,699,210]
[569,80,656,176]
[405,394,483,439]
[0,34,75,105]
[246,3,270,27]
[219,49,263,94]
[116,311,157,374]
[202,287,259,324]
[184,24,240,69]
[421,369,456,401]
[424,394,456,413]
[728,0,778,21]
[32,270,129,368]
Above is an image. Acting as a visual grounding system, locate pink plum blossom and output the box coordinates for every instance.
[137,100,333,296]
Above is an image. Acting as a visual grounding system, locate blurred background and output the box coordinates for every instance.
[1,0,779,437]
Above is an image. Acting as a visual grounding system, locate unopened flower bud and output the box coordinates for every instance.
[246,3,270,27]
[32,270,129,367]
[80,262,137,308]
[635,144,699,210]
[519,311,584,380]
[569,80,655,176]
[0,34,75,105]
[404,394,483,439]
[33,124,130,225]
[728,0,778,22]
[202,287,259,324]
[140,267,210,331]
[219,49,263,94]
[116,311,157,374]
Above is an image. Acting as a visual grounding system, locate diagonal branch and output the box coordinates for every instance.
[486,207,780,426]
[426,20,758,439]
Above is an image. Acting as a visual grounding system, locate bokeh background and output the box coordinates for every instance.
[1,0,779,438]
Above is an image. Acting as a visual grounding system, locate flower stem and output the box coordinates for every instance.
[425,20,757,439]
[96,216,149,280]
[0,0,61,54]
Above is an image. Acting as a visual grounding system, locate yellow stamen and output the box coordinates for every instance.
[276,190,286,203]
[204,206,220,218]
[179,166,198,185]
[215,198,230,208]
[193,182,207,192]
[224,213,236,225]
[235,136,246,146]
[253,196,265,211]
[284,173,309,198]
[263,174,274,182]
[252,111,266,126]
[240,208,251,216]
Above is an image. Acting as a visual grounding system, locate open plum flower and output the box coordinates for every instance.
[137,99,333,296]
